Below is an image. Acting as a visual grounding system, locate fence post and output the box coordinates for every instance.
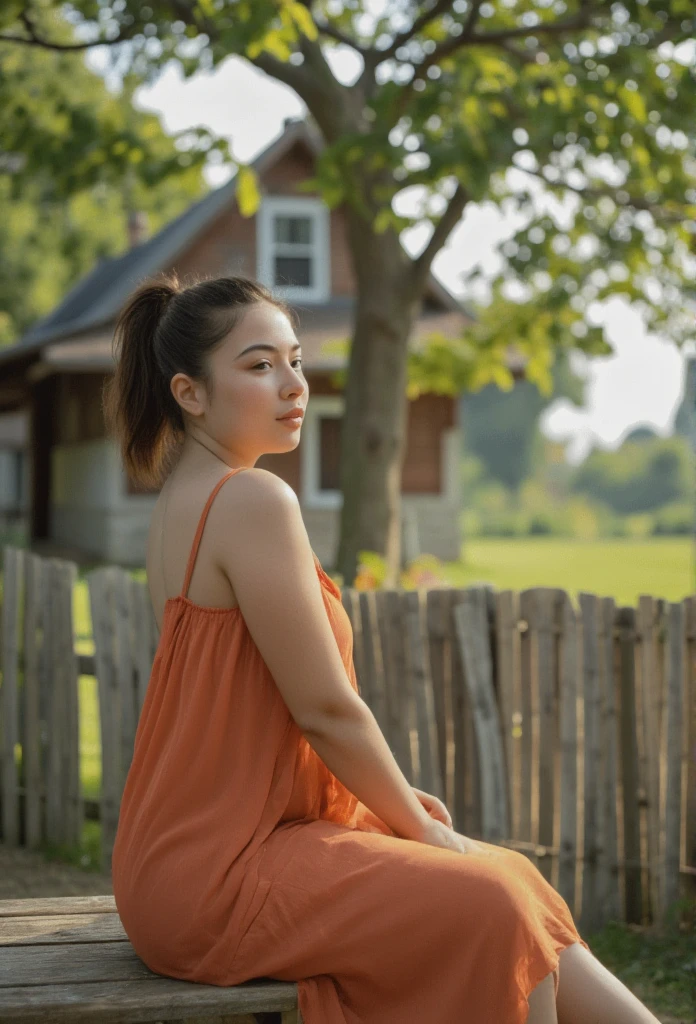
[1,546,23,846]
[453,587,509,844]
[660,601,685,926]
[22,553,43,849]
[403,590,442,799]
[557,593,580,916]
[579,592,604,934]
[616,606,644,925]
[599,596,621,924]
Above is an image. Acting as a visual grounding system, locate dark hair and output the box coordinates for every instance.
[103,273,298,490]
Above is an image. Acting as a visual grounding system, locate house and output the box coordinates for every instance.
[0,117,474,568]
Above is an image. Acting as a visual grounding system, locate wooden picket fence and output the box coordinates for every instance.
[0,545,694,938]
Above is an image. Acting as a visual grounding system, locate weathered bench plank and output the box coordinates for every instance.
[1,940,157,985]
[0,978,299,1023]
[0,895,117,917]
[0,897,302,1024]
[0,913,126,944]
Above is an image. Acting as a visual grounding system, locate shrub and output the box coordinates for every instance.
[652,502,694,536]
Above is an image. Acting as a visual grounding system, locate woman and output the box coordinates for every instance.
[108,273,660,1024]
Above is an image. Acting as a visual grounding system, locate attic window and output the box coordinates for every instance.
[258,196,329,302]
[274,216,312,287]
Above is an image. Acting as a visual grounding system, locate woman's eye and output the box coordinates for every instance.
[252,359,303,370]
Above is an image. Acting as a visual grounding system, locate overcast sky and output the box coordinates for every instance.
[89,43,689,464]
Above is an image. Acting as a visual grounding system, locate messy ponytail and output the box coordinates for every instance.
[103,273,297,490]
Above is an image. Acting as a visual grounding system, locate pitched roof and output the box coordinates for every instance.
[0,118,470,368]
[1,121,320,365]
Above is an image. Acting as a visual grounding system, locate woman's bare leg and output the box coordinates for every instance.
[527,971,558,1023]
[556,942,662,1024]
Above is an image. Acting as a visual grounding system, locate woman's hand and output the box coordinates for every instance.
[417,818,493,855]
[411,788,494,856]
[411,786,452,829]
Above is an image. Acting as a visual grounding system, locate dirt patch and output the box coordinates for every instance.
[0,844,112,900]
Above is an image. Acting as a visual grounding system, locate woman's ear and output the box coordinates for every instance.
[170,372,206,419]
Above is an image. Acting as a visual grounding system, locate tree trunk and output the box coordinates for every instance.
[335,214,421,588]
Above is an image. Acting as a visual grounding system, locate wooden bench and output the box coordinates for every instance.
[0,896,302,1023]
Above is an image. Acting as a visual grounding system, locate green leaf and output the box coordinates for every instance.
[619,88,647,124]
[247,29,293,61]
[374,209,393,234]
[236,164,261,217]
[490,364,515,391]
[284,1,318,41]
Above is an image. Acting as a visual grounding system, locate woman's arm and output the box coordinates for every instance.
[213,467,433,843]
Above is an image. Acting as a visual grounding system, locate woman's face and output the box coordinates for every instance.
[188,300,308,463]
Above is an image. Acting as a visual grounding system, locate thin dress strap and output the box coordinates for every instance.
[180,467,248,599]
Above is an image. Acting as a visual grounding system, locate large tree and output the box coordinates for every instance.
[3,1,694,585]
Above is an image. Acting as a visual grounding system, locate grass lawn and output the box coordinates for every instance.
[585,911,696,1022]
[444,537,694,607]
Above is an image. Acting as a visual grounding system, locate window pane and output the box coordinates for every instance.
[320,416,342,490]
[274,255,312,287]
[274,215,312,245]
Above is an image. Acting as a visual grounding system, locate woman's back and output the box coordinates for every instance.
[112,466,364,983]
[145,465,245,630]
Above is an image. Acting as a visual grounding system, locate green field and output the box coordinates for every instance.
[444,537,694,607]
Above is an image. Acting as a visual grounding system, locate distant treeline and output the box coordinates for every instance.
[462,429,694,540]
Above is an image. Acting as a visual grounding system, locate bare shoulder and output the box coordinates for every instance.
[212,466,308,571]
[216,466,298,517]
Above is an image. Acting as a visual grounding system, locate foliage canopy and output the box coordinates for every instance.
[1,1,694,386]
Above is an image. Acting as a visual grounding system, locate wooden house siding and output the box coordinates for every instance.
[54,374,106,446]
[172,141,355,297]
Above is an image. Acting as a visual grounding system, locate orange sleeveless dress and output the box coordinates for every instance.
[112,467,590,1023]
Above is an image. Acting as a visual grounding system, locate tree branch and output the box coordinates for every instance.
[161,0,348,140]
[462,0,485,36]
[313,17,370,54]
[521,166,687,225]
[248,50,323,103]
[0,8,132,50]
[495,39,538,65]
[0,32,122,50]
[386,6,597,124]
[411,183,470,289]
[413,10,591,79]
[292,0,368,53]
[377,0,455,64]
[469,11,593,47]
[253,39,356,144]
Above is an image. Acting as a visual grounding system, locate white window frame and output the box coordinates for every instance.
[257,196,330,303]
[300,396,344,508]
